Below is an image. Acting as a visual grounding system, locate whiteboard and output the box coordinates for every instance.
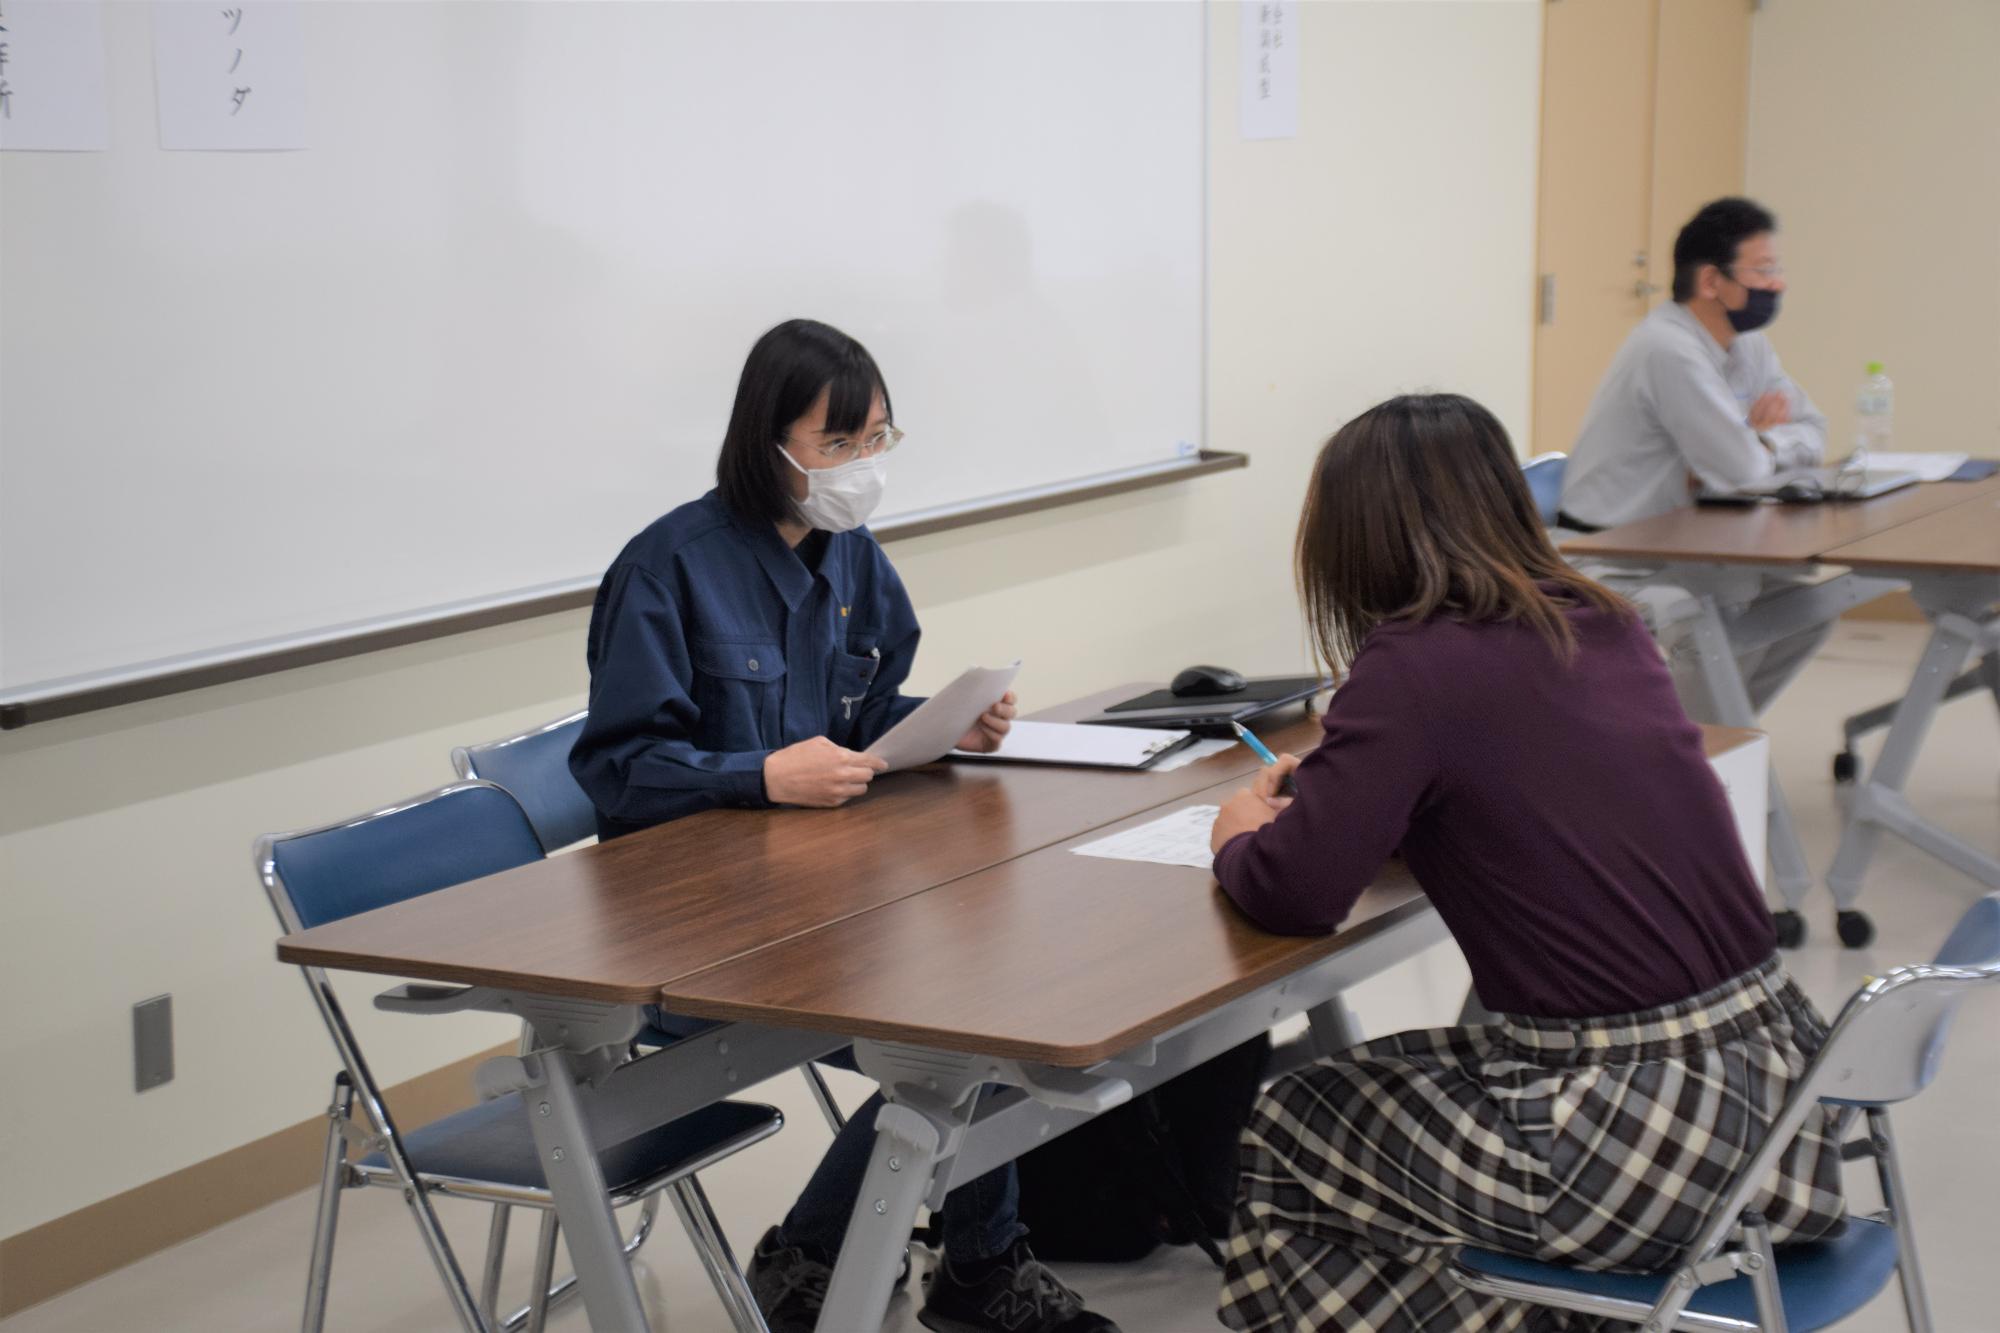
[0,1,1205,690]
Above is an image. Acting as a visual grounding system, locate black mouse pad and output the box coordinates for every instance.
[1103,674,1328,714]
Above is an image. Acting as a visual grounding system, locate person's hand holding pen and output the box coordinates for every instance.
[1249,752,1302,807]
[1212,724,1302,853]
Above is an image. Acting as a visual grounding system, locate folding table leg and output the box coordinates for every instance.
[1304,993,1364,1056]
[818,1096,972,1331]
[1680,597,1816,914]
[518,1047,652,1332]
[1829,615,2000,905]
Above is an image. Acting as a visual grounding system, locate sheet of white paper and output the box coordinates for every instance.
[155,1,307,151]
[1865,452,1971,483]
[1239,1,1298,141]
[952,719,1193,769]
[1072,804,1220,872]
[866,661,1021,772]
[1145,737,1235,773]
[0,2,111,152]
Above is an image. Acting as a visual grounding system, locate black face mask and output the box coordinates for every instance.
[1726,285,1780,333]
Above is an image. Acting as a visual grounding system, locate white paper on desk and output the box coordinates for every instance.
[866,661,1021,772]
[1072,805,1220,872]
[1864,451,1970,483]
[1146,737,1236,773]
[0,2,111,152]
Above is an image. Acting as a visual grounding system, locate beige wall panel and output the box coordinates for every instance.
[1533,0,1658,455]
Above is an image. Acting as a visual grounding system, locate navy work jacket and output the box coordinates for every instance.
[570,490,923,839]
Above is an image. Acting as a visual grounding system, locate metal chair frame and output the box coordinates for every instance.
[454,711,851,1137]
[259,781,779,1333]
[1450,898,2000,1332]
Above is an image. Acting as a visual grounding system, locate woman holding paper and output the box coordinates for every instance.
[570,317,1014,839]
[571,320,1116,1333]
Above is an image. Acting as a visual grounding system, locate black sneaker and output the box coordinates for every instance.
[746,1228,830,1333]
[918,1242,1121,1333]
[745,1226,914,1332]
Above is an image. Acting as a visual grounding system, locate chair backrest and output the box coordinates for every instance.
[1674,895,2000,1273]
[1521,452,1567,527]
[450,711,596,853]
[257,781,546,933]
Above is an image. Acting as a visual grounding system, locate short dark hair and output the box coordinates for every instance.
[715,319,892,527]
[1294,393,1630,670]
[1672,197,1777,302]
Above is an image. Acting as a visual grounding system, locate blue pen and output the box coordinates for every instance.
[1230,721,1299,796]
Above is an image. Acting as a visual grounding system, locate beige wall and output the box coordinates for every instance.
[1747,0,2000,460]
[0,0,1542,1242]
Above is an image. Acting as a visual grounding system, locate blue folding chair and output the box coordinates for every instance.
[1449,894,2000,1331]
[450,712,599,854]
[453,712,851,1135]
[1522,451,1567,528]
[259,780,783,1333]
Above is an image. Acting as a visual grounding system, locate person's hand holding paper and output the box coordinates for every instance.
[865,662,1022,771]
[953,691,1017,753]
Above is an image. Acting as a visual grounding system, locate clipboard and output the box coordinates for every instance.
[950,719,1197,770]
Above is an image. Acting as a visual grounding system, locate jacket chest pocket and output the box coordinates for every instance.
[828,644,881,744]
[690,640,787,748]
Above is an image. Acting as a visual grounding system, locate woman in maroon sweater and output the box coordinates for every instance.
[1209,394,1844,1332]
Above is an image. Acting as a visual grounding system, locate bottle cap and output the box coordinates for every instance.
[1866,361,1885,375]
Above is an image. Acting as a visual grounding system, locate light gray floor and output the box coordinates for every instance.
[7,622,1997,1332]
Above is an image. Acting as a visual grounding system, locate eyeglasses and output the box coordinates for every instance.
[786,425,904,466]
[1728,262,1785,283]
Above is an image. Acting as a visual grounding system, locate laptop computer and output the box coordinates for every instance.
[1079,675,1332,737]
[1699,464,1920,505]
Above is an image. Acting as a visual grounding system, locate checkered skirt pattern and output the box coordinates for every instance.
[1219,957,1846,1332]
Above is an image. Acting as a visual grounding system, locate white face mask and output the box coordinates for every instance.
[778,447,888,533]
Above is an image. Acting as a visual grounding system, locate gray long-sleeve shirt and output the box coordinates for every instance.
[1560,301,1827,528]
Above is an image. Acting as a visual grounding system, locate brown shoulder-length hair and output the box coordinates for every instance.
[1295,393,1630,671]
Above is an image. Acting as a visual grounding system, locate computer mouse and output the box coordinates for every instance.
[1171,664,1247,697]
[1773,478,1826,504]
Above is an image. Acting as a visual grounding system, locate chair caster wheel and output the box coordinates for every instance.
[1836,911,1875,949]
[1832,751,1858,783]
[1773,910,1807,949]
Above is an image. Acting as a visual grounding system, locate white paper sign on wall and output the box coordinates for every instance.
[155,1,307,151]
[0,0,111,152]
[1239,1,1299,141]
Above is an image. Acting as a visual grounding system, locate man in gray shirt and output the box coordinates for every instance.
[1560,198,1832,716]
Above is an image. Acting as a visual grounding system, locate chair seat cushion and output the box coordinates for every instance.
[1454,1218,1897,1332]
[361,1094,780,1197]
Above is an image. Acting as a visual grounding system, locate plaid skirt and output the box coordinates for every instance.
[1218,956,1846,1332]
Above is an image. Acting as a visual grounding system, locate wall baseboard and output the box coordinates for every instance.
[1843,590,1927,623]
[0,1042,512,1319]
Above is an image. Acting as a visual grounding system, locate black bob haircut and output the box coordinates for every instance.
[715,319,892,527]
[1672,197,1777,302]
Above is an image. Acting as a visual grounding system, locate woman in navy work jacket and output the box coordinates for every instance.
[569,319,1120,1333]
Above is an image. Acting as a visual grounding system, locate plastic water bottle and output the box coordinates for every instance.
[1854,362,1894,463]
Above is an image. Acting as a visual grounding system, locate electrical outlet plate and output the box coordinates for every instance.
[134,994,174,1092]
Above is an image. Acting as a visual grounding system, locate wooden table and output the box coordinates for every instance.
[1557,477,2000,947]
[278,688,1322,1001]
[1559,475,2000,567]
[1816,493,2000,907]
[275,696,1766,1333]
